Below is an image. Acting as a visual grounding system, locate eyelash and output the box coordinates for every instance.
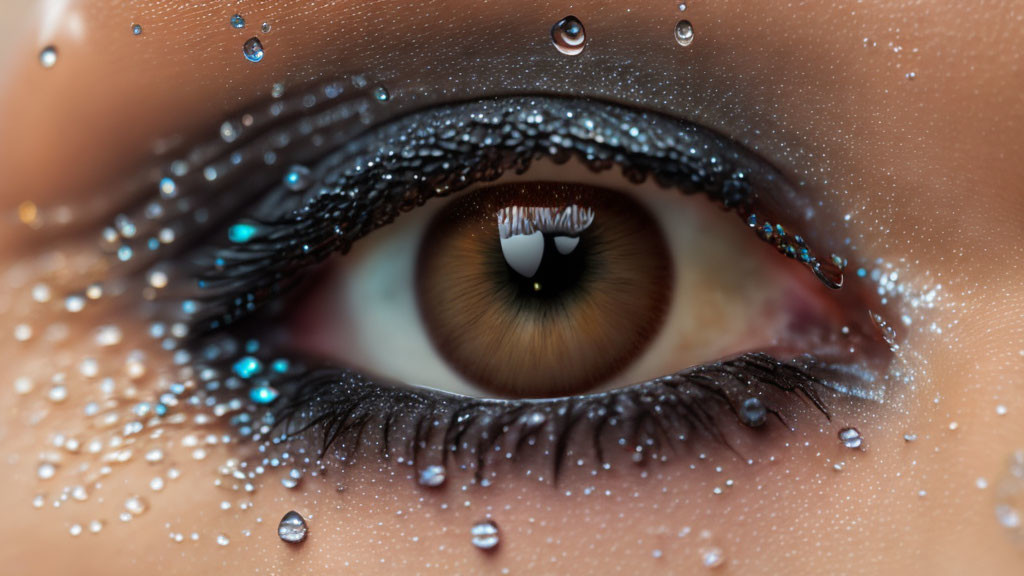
[93,82,883,481]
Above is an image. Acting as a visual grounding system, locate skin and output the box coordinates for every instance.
[1,1,1022,574]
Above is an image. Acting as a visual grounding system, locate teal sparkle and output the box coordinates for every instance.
[232,356,263,379]
[271,358,290,373]
[249,385,279,404]
[228,223,258,243]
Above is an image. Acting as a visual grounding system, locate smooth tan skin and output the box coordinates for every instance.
[0,1,1022,574]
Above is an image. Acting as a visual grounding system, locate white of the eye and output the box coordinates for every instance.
[499,231,544,278]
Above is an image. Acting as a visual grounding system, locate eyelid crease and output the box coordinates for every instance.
[177,95,847,334]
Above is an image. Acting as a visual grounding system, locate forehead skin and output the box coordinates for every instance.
[0,1,1022,575]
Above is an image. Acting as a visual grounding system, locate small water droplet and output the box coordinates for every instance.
[278,510,309,543]
[551,16,586,56]
[39,46,58,68]
[37,462,56,480]
[738,397,766,428]
[905,71,917,80]
[261,22,272,33]
[470,519,500,550]
[839,427,863,449]
[678,3,687,11]
[217,534,230,546]
[124,495,148,516]
[230,14,246,29]
[131,23,143,36]
[418,465,447,487]
[373,86,390,102]
[283,165,312,191]
[996,504,1021,528]
[700,546,724,568]
[674,20,695,47]
[220,120,241,143]
[243,37,264,63]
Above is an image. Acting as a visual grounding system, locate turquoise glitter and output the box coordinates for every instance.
[228,223,258,243]
[271,358,290,373]
[232,356,263,379]
[249,385,279,404]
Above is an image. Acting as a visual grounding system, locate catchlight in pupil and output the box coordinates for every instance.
[416,183,673,398]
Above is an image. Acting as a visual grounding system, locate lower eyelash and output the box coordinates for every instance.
[205,349,863,482]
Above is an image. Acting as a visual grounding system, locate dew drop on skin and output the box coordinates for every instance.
[551,16,587,56]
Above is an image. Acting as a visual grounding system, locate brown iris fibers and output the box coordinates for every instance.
[416,182,673,398]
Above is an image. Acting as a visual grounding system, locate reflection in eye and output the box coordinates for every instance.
[102,86,888,482]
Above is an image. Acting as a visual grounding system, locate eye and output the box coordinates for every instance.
[297,173,839,400]
[129,88,889,478]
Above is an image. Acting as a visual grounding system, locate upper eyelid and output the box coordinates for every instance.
[143,94,850,333]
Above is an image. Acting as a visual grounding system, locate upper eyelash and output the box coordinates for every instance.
[181,95,847,333]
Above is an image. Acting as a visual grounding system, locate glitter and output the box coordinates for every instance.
[249,385,279,404]
[977,477,989,490]
[373,87,390,102]
[145,449,164,463]
[996,405,1008,416]
[148,270,169,289]
[232,356,263,379]
[69,524,82,536]
[228,223,259,244]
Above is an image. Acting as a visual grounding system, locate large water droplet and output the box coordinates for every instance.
[39,46,58,68]
[838,427,863,449]
[278,510,309,543]
[551,16,586,56]
[470,519,500,550]
[418,465,447,488]
[243,37,264,63]
[674,20,695,47]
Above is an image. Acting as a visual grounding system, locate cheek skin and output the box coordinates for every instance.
[0,1,1022,575]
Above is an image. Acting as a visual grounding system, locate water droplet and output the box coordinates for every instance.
[131,23,143,36]
[700,546,724,568]
[678,3,687,11]
[996,504,1021,528]
[261,22,272,33]
[124,495,148,516]
[230,14,246,29]
[283,165,312,191]
[674,20,695,47]
[905,71,917,80]
[217,534,230,546]
[37,462,56,480]
[39,46,58,68]
[738,397,766,428]
[278,510,309,543]
[220,120,241,143]
[159,177,177,198]
[69,524,82,537]
[418,465,447,487]
[470,519,500,550]
[551,16,586,56]
[373,86,390,102]
[903,433,917,442]
[243,37,264,63]
[280,468,302,489]
[839,427,863,449]
[271,82,286,98]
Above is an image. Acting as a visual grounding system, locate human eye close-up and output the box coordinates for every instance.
[0,1,1021,575]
